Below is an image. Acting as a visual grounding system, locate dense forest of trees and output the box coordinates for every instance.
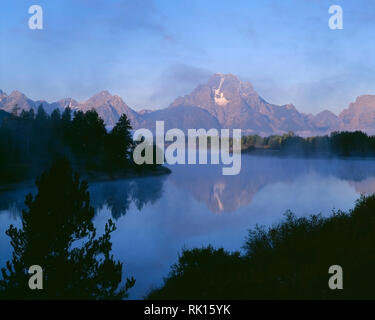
[241,131,375,157]
[0,159,135,299]
[0,106,167,183]
[148,195,375,299]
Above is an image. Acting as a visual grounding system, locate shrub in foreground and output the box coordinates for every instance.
[148,195,375,299]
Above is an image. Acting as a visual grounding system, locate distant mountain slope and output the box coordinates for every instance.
[308,110,339,132]
[72,91,141,128]
[137,105,222,132]
[167,73,375,135]
[1,74,375,135]
[0,90,140,128]
[0,90,56,114]
[338,95,375,134]
[168,73,316,135]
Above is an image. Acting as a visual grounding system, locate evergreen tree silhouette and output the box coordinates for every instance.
[106,114,134,167]
[0,159,135,299]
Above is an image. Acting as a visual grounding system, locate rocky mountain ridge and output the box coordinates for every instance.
[1,74,375,135]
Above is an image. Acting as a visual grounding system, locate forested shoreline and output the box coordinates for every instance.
[0,106,169,184]
[241,131,375,158]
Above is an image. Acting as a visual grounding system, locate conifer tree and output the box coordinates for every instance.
[0,159,135,299]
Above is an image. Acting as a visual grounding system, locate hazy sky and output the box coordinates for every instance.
[1,0,374,114]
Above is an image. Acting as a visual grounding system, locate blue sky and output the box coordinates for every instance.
[1,0,374,114]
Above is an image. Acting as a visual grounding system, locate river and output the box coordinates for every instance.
[1,155,375,298]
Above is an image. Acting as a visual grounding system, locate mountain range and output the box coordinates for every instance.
[1,74,375,136]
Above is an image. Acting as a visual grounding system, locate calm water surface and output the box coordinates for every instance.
[1,155,375,299]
